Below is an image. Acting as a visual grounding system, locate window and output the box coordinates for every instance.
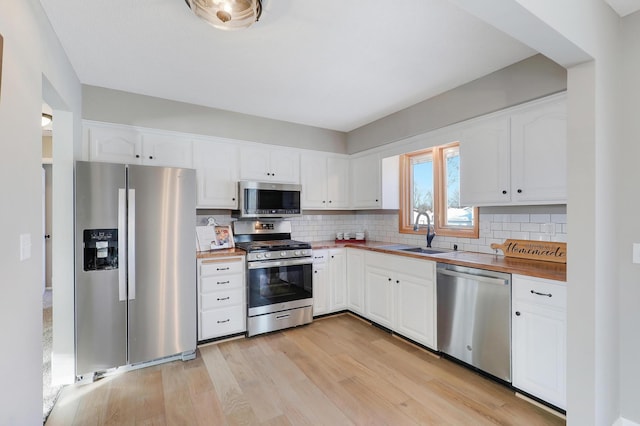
[399,142,478,238]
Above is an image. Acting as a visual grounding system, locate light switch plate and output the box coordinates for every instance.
[633,243,640,264]
[20,233,32,261]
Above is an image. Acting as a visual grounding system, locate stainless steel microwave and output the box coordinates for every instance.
[234,181,302,218]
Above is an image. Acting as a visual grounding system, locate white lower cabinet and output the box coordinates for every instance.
[364,252,436,349]
[512,274,566,409]
[313,249,346,316]
[197,256,246,341]
[346,248,365,315]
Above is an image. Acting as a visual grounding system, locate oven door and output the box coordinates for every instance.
[247,257,313,316]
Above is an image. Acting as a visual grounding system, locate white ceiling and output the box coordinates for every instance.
[605,0,640,16]
[39,0,540,132]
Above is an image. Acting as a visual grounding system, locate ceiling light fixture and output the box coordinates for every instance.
[41,113,52,127]
[185,0,262,31]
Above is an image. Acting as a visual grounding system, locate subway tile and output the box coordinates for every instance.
[530,214,551,223]
[510,214,530,223]
[551,214,567,224]
[521,223,541,232]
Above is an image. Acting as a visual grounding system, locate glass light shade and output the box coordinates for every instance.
[41,113,52,127]
[186,0,262,31]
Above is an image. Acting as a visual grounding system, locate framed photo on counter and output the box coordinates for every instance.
[196,225,235,251]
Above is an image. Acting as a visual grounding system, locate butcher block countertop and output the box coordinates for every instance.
[312,240,566,282]
[196,247,246,260]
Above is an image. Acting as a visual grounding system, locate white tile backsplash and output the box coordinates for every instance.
[197,209,567,254]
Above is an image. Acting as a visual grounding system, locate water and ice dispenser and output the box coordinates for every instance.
[83,229,118,271]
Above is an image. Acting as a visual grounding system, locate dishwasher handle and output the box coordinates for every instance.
[437,268,510,286]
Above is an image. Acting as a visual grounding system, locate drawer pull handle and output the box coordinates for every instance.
[217,267,230,271]
[276,314,291,320]
[217,281,230,285]
[531,290,552,297]
[217,319,230,324]
[217,296,230,301]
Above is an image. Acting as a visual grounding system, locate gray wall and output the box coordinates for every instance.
[347,54,567,154]
[82,85,348,154]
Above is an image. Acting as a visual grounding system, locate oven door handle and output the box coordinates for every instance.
[247,257,312,269]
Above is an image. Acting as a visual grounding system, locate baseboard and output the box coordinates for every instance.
[613,417,640,426]
[515,392,565,419]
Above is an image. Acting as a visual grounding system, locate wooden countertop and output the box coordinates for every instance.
[196,247,246,260]
[311,240,566,282]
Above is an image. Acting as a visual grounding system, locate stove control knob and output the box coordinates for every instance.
[294,250,301,256]
[256,253,264,259]
[264,252,271,258]
[281,251,287,257]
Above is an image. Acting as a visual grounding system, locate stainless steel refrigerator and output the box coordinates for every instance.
[74,161,196,377]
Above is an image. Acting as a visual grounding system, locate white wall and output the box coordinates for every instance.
[347,54,567,154]
[0,2,81,424]
[82,85,348,154]
[618,10,640,423]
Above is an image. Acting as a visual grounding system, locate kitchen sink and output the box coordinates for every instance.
[397,247,453,255]
[378,244,455,255]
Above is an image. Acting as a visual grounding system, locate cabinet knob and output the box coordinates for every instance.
[517,189,522,193]
[502,190,507,195]
[135,154,140,158]
[515,311,521,316]
[322,200,326,203]
[375,199,379,202]
[232,198,235,201]
[314,270,318,274]
[149,156,154,160]
[388,278,392,282]
[396,280,400,284]
[331,255,334,259]
[329,200,332,203]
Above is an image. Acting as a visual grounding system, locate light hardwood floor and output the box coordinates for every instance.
[46,314,565,425]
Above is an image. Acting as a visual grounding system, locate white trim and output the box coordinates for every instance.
[613,418,640,426]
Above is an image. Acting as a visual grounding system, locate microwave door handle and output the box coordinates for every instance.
[118,188,127,302]
[128,188,136,300]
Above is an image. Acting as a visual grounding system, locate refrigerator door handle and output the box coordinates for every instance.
[128,188,136,300]
[118,188,127,302]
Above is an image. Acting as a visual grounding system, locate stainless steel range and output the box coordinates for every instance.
[233,220,313,337]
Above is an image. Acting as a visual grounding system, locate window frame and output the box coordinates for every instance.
[399,142,479,238]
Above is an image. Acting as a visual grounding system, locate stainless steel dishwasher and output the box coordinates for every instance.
[437,263,512,382]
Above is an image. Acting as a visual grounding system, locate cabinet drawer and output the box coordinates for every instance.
[200,306,245,339]
[201,288,244,310]
[200,257,244,276]
[201,273,244,293]
[513,275,566,309]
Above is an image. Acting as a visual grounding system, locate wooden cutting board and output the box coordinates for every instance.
[490,239,567,263]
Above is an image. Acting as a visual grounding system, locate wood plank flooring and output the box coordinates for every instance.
[46,314,565,425]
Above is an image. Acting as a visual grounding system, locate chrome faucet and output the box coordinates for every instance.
[413,211,436,248]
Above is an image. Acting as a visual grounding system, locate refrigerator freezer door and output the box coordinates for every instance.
[127,165,196,365]
[75,161,128,376]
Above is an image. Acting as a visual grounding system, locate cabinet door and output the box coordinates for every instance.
[270,150,300,183]
[193,140,238,209]
[510,99,567,204]
[328,249,346,311]
[239,146,272,181]
[327,157,350,208]
[140,133,193,168]
[459,115,510,206]
[364,265,394,328]
[512,301,566,409]
[351,153,381,208]
[88,125,140,164]
[312,250,329,316]
[301,154,328,208]
[346,249,365,315]
[394,269,436,349]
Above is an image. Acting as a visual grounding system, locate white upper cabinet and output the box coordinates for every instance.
[87,125,139,164]
[301,153,349,209]
[459,116,511,205]
[239,146,300,183]
[459,94,567,206]
[87,123,193,169]
[193,139,239,209]
[351,152,381,209]
[140,133,193,169]
[510,97,567,204]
